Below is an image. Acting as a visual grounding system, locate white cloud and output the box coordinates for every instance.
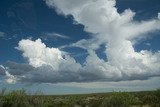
[0,32,5,38]
[0,65,18,84]
[7,39,81,83]
[158,13,160,19]
[0,65,6,75]
[44,0,160,81]
[5,71,18,84]
[1,39,120,83]
[1,38,159,84]
[1,0,160,84]
[16,39,81,72]
[145,43,151,46]
[66,37,102,50]
[16,39,63,70]
[41,32,70,41]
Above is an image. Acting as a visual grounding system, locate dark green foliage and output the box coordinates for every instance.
[140,90,160,107]
[1,90,30,107]
[0,89,160,107]
[100,92,135,107]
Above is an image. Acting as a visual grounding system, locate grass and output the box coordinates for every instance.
[0,89,160,107]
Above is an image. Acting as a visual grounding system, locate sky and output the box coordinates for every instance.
[0,0,160,94]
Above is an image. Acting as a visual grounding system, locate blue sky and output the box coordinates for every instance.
[0,0,89,64]
[0,0,160,94]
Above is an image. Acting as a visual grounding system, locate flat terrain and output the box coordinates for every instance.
[0,89,160,107]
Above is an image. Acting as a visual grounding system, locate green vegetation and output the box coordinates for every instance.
[0,89,160,107]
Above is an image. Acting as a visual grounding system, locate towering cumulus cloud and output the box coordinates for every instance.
[45,0,160,80]
[17,39,63,70]
[1,0,160,83]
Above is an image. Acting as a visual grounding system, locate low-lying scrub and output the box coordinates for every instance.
[100,92,135,107]
[0,89,160,107]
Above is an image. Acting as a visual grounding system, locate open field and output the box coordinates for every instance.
[0,89,160,107]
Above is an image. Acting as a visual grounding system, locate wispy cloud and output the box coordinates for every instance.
[145,42,151,46]
[41,32,70,41]
[0,32,18,40]
[0,31,5,38]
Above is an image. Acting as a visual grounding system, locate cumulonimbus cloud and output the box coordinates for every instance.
[1,0,160,84]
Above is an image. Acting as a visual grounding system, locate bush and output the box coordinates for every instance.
[142,94,160,107]
[1,90,30,107]
[154,89,160,98]
[100,92,135,107]
[87,98,103,107]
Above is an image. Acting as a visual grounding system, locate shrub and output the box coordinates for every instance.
[100,92,135,107]
[1,90,30,107]
[87,98,103,107]
[142,94,160,107]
